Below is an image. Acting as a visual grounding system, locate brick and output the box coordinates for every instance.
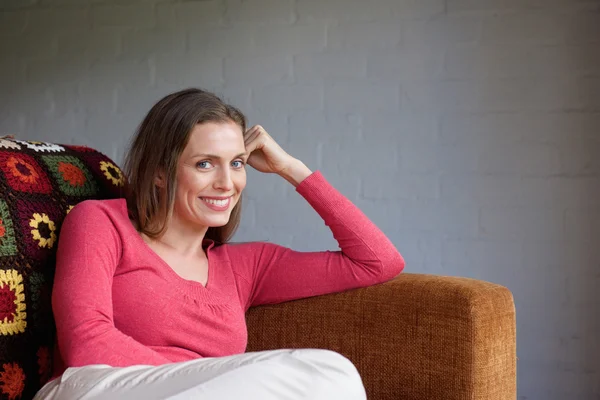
[27,7,89,33]
[403,78,592,113]
[157,1,225,28]
[363,112,439,145]
[0,10,27,36]
[479,206,565,241]
[89,59,152,90]
[367,230,442,269]
[288,112,361,170]
[115,85,178,117]
[440,113,524,145]
[361,171,439,200]
[487,267,568,307]
[325,83,399,112]
[566,11,600,44]
[520,176,600,208]
[224,55,292,85]
[478,143,561,175]
[255,24,326,56]
[0,58,24,91]
[153,54,223,88]
[441,239,522,276]
[225,0,294,24]
[446,0,559,13]
[579,77,600,110]
[400,144,479,174]
[285,133,321,171]
[121,29,186,59]
[85,113,132,154]
[0,0,38,9]
[253,195,308,229]
[92,4,155,29]
[328,22,402,50]
[402,17,480,48]
[79,81,117,115]
[294,52,366,82]
[320,135,398,174]
[31,111,85,144]
[289,111,361,139]
[189,25,255,57]
[244,113,289,143]
[57,27,120,60]
[213,86,252,113]
[0,112,29,136]
[440,175,523,206]
[45,82,84,116]
[390,0,445,19]
[368,47,443,81]
[522,241,600,274]
[252,85,322,113]
[481,12,566,45]
[445,44,600,79]
[559,141,600,175]
[0,33,57,59]
[3,84,52,119]
[443,112,600,147]
[297,0,394,22]
[401,200,479,238]
[565,209,600,244]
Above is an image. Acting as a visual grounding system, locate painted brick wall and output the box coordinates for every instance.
[1,0,599,398]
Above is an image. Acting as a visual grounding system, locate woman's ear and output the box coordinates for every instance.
[154,172,165,188]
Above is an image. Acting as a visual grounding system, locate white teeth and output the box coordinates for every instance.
[202,198,229,206]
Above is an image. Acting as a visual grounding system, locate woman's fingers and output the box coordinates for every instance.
[244,126,260,145]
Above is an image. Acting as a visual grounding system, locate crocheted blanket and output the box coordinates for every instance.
[0,137,124,399]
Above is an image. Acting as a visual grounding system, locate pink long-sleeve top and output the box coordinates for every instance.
[51,171,404,377]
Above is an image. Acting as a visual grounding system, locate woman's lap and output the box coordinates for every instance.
[34,349,366,400]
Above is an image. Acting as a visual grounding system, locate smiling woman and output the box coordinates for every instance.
[38,88,404,400]
[123,89,248,243]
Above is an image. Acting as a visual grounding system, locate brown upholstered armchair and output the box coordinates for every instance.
[0,137,516,399]
[246,273,517,400]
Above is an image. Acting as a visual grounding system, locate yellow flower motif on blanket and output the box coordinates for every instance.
[0,270,26,336]
[29,213,56,249]
[99,161,125,187]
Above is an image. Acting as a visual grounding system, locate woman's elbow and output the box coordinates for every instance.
[380,251,405,281]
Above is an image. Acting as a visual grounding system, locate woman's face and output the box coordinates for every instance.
[171,120,247,230]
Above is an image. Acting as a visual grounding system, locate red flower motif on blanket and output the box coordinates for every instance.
[0,363,25,400]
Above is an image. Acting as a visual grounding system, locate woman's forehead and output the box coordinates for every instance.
[184,121,245,154]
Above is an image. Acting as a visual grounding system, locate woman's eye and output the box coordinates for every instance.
[197,161,213,169]
[232,160,245,169]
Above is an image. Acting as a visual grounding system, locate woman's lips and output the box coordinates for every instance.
[199,196,231,211]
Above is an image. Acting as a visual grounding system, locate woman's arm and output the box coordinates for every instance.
[231,170,404,309]
[233,125,404,308]
[53,201,171,367]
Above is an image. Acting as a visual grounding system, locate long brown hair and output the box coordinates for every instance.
[123,88,246,243]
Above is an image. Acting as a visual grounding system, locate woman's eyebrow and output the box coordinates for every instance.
[191,153,248,159]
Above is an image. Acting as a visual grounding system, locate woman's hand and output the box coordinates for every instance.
[244,125,312,186]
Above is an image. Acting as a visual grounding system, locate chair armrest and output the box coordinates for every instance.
[245,273,516,400]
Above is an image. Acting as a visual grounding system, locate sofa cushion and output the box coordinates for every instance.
[0,137,124,399]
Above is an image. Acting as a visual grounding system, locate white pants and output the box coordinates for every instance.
[34,349,367,400]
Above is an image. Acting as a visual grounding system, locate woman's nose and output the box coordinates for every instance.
[213,169,233,191]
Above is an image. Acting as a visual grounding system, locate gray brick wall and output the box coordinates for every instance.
[1,0,599,398]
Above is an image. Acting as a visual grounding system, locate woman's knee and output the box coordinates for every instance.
[289,349,366,399]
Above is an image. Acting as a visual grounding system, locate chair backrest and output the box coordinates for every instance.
[0,137,125,399]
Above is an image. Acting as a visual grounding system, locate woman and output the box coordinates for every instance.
[35,88,404,399]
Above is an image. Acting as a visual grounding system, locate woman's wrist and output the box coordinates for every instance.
[279,158,313,187]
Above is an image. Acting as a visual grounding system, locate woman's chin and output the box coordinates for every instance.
[201,216,231,228]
